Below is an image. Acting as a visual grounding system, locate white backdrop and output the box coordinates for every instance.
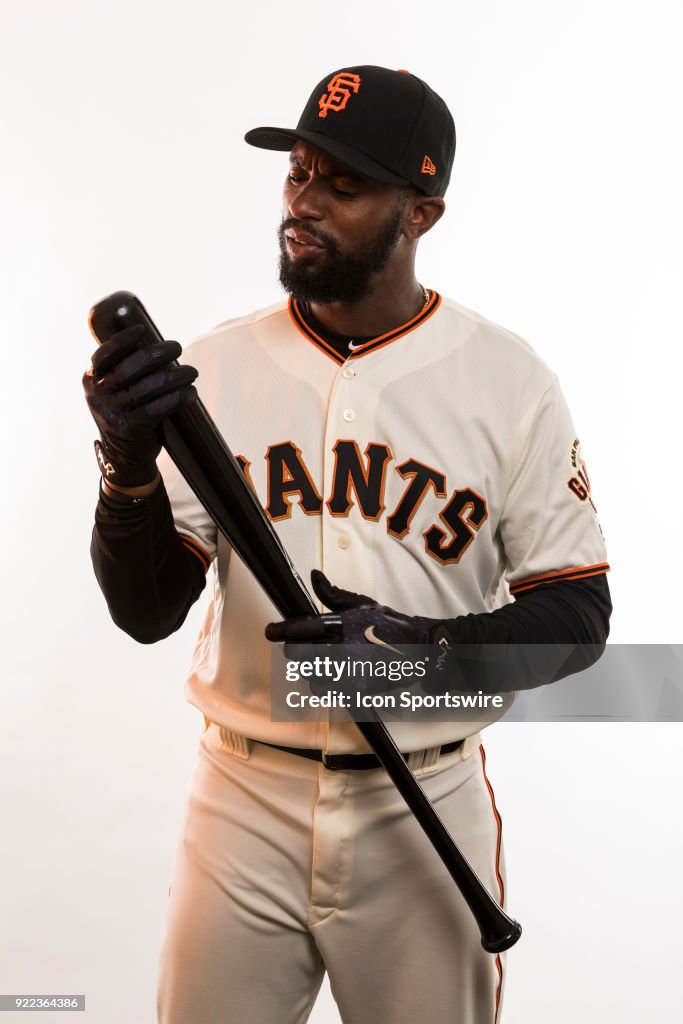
[1,1,681,1021]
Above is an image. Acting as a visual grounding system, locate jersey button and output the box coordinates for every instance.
[342,366,355,380]
[342,409,355,422]
[337,534,351,549]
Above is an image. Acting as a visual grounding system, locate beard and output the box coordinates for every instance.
[278,207,405,305]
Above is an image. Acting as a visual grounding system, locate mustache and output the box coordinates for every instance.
[279,218,339,252]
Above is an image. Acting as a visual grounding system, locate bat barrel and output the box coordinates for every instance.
[89,291,317,619]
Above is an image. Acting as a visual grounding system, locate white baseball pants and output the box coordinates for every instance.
[157,724,507,1024]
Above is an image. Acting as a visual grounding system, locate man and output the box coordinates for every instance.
[84,66,611,1024]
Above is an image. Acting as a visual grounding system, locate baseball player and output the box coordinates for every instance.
[84,66,611,1024]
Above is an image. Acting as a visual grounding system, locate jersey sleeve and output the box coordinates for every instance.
[156,445,219,572]
[498,377,609,595]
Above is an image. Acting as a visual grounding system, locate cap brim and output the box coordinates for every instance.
[244,126,410,187]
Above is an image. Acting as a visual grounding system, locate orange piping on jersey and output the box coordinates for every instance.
[494,954,503,1024]
[480,744,505,1024]
[287,291,441,362]
[179,534,212,573]
[509,561,610,595]
[510,567,610,594]
[479,745,505,906]
[287,299,346,364]
[348,290,442,358]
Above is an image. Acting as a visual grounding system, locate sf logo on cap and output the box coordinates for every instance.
[319,72,361,118]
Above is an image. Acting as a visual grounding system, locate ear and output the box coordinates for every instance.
[404,196,446,240]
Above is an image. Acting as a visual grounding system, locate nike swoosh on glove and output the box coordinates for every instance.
[266,571,455,696]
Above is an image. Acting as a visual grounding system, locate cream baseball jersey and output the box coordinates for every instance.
[157,292,608,753]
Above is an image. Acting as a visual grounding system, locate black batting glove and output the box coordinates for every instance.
[266,571,456,696]
[265,569,446,649]
[83,324,198,487]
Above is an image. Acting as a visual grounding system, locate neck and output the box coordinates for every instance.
[306,267,425,338]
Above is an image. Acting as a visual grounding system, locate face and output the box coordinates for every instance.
[278,142,412,305]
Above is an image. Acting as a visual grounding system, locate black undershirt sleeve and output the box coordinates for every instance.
[430,574,612,693]
[90,478,208,644]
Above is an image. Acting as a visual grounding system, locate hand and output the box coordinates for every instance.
[266,571,453,697]
[83,325,198,487]
[265,569,439,649]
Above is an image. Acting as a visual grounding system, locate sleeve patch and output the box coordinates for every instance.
[566,438,597,512]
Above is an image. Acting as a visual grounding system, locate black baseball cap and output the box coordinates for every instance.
[245,65,456,198]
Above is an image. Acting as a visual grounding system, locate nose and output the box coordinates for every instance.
[285,178,325,223]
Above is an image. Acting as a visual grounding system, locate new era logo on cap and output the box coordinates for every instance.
[421,155,437,176]
[319,72,362,118]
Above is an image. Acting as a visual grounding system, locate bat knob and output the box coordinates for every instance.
[481,919,523,953]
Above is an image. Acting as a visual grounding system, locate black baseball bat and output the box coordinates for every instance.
[88,290,522,954]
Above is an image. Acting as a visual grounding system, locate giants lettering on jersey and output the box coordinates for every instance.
[241,439,488,566]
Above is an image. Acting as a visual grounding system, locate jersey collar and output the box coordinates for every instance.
[288,291,442,365]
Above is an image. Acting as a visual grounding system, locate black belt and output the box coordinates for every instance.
[257,738,463,771]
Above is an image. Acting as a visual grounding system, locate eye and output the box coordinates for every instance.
[288,171,306,185]
[331,183,360,197]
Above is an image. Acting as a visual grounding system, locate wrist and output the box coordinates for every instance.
[103,472,161,498]
[93,438,158,488]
